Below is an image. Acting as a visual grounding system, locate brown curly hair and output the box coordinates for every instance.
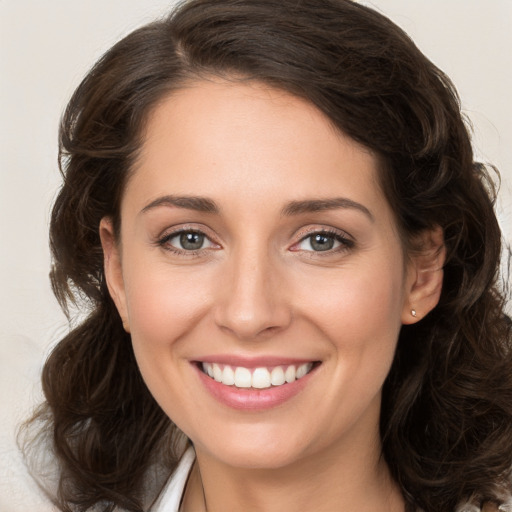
[22,0,512,510]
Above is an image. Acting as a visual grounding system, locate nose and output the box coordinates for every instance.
[214,246,292,340]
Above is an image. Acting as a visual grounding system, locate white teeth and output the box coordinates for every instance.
[222,365,235,385]
[201,362,314,388]
[234,367,252,388]
[270,366,285,386]
[285,365,296,383]
[252,367,271,389]
[202,362,215,378]
[296,362,312,379]
[213,363,223,382]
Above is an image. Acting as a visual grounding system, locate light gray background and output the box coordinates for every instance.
[1,1,511,509]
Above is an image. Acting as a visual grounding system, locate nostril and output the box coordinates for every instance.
[214,303,293,341]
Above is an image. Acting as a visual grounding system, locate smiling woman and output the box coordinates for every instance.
[21,1,512,512]
[100,82,425,490]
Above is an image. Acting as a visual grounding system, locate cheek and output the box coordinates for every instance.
[122,258,214,354]
[296,263,405,430]
[120,261,215,423]
[299,261,405,344]
[296,256,406,406]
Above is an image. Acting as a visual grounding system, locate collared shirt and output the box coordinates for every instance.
[151,447,196,512]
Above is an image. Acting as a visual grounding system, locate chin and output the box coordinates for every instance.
[217,445,306,470]
[192,423,317,470]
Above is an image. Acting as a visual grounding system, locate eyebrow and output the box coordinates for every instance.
[140,194,373,221]
[281,198,374,221]
[141,195,219,214]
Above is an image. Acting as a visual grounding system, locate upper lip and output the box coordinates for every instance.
[193,354,318,368]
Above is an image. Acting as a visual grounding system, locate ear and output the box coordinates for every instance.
[99,217,130,333]
[401,226,445,325]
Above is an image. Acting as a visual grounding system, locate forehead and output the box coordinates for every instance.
[125,79,389,222]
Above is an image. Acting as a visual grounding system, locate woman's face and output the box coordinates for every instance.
[103,79,425,470]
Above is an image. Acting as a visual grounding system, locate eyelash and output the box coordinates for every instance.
[155,227,354,256]
[156,227,219,257]
[291,228,355,255]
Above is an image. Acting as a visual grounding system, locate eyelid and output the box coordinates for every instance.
[153,223,354,256]
[168,231,216,248]
[155,224,222,254]
[289,226,355,252]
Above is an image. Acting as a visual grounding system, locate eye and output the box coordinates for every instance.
[292,230,354,253]
[298,233,340,251]
[159,229,218,252]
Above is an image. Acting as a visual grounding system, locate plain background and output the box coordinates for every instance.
[0,1,511,509]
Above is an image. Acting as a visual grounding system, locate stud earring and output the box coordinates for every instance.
[411,309,417,317]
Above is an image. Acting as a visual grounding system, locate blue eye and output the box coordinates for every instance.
[295,231,353,252]
[306,233,336,251]
[160,230,216,252]
[176,232,205,250]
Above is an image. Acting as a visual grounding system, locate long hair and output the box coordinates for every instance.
[23,1,512,510]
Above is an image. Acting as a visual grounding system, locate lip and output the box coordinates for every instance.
[193,359,320,411]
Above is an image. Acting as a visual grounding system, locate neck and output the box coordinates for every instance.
[181,425,405,512]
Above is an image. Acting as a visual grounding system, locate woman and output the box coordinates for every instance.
[23,0,512,510]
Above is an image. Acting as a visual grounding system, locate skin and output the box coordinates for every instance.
[101,79,444,511]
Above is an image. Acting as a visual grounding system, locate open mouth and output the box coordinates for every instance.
[198,361,320,389]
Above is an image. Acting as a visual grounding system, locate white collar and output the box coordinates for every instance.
[151,447,195,512]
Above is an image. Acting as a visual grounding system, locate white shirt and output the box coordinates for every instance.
[151,447,196,512]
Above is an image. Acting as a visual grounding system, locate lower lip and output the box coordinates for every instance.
[194,364,317,411]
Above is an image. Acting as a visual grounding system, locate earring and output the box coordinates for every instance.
[411,309,417,317]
